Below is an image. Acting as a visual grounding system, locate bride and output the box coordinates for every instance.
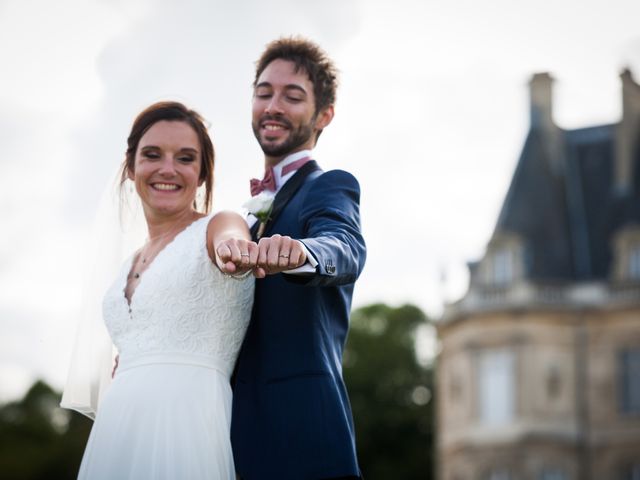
[62,101,256,479]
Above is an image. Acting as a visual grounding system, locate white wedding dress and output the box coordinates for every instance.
[77,215,254,480]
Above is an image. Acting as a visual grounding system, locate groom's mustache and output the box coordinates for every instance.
[258,114,293,129]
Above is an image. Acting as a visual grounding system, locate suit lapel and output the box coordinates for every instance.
[251,160,321,240]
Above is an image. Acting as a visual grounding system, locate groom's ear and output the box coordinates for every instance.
[314,105,335,131]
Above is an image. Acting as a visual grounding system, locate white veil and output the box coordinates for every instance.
[60,169,146,419]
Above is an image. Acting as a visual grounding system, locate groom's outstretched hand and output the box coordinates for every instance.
[255,234,307,277]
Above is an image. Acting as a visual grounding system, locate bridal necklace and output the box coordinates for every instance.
[129,217,197,280]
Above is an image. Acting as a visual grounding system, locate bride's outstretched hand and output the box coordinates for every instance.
[215,238,264,277]
[215,238,257,273]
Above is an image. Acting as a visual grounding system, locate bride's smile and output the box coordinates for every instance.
[128,120,204,218]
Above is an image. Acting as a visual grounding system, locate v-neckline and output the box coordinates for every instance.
[123,215,208,308]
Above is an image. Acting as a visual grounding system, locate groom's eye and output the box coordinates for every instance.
[255,87,272,99]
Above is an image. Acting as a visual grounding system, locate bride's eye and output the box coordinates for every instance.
[178,155,195,163]
[143,151,160,159]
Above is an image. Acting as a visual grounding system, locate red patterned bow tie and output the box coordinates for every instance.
[249,157,311,196]
[250,167,276,196]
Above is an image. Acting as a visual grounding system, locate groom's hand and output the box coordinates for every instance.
[112,355,119,378]
[215,238,260,275]
[256,234,307,276]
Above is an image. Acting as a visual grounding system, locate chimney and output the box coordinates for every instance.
[529,72,555,129]
[529,72,563,174]
[615,68,640,194]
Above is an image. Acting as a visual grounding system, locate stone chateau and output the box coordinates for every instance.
[436,70,640,480]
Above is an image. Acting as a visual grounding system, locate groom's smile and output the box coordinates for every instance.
[260,117,292,139]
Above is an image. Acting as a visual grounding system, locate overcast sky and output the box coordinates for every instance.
[2,0,640,402]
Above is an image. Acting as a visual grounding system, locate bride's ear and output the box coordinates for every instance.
[127,167,135,181]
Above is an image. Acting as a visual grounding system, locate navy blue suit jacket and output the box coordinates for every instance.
[231,161,366,479]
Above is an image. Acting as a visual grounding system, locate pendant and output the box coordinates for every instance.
[134,273,140,279]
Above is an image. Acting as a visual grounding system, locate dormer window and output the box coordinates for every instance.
[629,244,640,280]
[473,231,525,288]
[491,248,513,286]
[612,225,640,282]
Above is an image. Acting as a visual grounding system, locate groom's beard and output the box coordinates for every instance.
[253,114,315,158]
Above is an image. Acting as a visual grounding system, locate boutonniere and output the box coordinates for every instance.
[243,191,275,238]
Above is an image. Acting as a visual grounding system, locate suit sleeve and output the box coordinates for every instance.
[285,169,366,287]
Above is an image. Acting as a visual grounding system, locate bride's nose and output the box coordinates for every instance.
[158,156,177,176]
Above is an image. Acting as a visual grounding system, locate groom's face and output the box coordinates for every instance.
[252,59,319,160]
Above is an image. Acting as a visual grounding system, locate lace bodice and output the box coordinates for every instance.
[102,216,254,377]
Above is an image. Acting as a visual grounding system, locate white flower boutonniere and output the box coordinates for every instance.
[243,191,275,238]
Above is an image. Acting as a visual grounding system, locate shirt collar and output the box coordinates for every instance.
[272,150,313,191]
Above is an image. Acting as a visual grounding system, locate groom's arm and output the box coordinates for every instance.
[286,169,366,287]
[254,169,366,286]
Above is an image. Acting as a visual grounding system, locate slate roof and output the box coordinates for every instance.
[494,123,640,282]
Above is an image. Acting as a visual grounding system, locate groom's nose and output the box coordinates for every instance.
[264,94,285,115]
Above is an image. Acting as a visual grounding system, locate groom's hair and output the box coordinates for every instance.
[254,36,338,115]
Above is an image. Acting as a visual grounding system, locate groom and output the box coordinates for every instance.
[231,37,366,479]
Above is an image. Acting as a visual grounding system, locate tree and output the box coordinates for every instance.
[343,303,435,479]
[0,380,91,480]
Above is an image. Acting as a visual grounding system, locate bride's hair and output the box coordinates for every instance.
[119,101,215,214]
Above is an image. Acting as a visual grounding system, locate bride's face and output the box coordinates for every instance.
[129,120,203,217]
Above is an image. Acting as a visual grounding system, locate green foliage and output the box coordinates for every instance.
[0,381,91,480]
[344,303,435,479]
[2,303,436,479]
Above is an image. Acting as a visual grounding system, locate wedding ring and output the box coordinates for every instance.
[279,254,290,258]
[240,253,250,257]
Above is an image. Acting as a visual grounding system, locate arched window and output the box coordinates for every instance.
[538,468,567,480]
[619,348,640,414]
[478,348,515,425]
